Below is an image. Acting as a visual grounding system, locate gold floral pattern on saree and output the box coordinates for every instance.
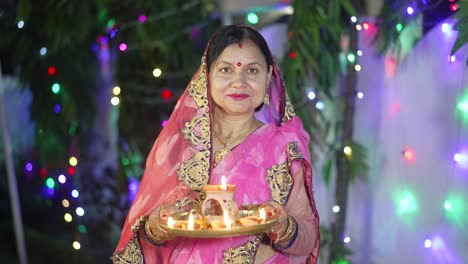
[266,142,302,205]
[178,55,211,190]
[286,141,303,164]
[222,235,263,264]
[266,162,293,205]
[282,93,296,124]
[111,216,146,264]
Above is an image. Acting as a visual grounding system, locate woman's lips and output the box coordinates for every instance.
[227,94,249,100]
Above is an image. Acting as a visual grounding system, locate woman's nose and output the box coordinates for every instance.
[231,71,246,88]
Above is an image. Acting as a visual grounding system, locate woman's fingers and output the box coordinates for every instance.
[259,201,288,238]
[147,206,175,242]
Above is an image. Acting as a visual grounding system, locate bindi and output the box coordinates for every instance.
[236,62,242,67]
[238,42,243,48]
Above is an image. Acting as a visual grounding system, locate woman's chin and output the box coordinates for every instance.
[222,107,256,116]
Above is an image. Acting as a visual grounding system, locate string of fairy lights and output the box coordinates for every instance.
[13,1,218,253]
[12,0,466,256]
[320,1,466,257]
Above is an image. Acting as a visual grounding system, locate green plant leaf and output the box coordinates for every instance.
[341,0,357,16]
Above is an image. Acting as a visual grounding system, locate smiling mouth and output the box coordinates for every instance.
[227,94,249,100]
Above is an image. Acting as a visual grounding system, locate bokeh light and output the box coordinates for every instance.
[40,47,47,55]
[46,178,55,189]
[333,205,340,213]
[153,68,162,77]
[69,157,78,167]
[113,86,121,95]
[247,12,259,24]
[76,207,85,216]
[424,239,432,248]
[397,191,418,215]
[344,146,352,157]
[315,101,325,110]
[17,20,24,29]
[25,162,33,172]
[111,97,120,105]
[52,83,60,94]
[78,224,87,234]
[64,213,73,222]
[71,189,79,198]
[119,43,127,51]
[72,241,81,250]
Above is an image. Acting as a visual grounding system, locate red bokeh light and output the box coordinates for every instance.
[450,4,459,12]
[67,167,75,175]
[40,168,48,178]
[162,89,172,99]
[48,66,56,75]
[363,22,370,30]
[289,52,296,59]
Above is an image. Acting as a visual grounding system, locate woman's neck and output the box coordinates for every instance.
[212,111,259,142]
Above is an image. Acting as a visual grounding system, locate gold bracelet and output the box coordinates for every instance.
[275,216,297,244]
[144,218,167,245]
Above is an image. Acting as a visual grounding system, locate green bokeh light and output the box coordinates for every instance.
[397,191,418,215]
[107,19,115,29]
[332,259,350,264]
[247,12,259,24]
[347,53,356,63]
[396,23,403,32]
[444,194,466,228]
[78,224,87,234]
[444,200,452,212]
[457,100,468,114]
[46,177,55,189]
[456,92,468,125]
[51,83,60,94]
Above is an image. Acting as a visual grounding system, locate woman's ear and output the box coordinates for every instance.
[267,65,273,84]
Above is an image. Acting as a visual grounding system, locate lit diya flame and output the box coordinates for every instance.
[259,208,266,223]
[188,212,195,230]
[221,176,227,190]
[167,217,175,228]
[223,210,232,229]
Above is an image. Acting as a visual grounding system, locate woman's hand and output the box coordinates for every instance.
[259,201,288,241]
[145,184,191,244]
[145,204,177,243]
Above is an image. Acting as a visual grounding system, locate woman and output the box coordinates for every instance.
[113,25,320,264]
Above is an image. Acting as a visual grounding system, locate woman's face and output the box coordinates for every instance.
[209,40,272,117]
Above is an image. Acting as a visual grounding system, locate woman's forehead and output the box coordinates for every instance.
[216,41,266,64]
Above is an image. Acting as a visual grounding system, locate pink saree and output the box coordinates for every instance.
[113,42,320,264]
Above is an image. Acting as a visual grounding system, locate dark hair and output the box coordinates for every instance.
[206,25,274,71]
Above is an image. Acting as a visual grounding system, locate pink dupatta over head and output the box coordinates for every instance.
[113,26,319,264]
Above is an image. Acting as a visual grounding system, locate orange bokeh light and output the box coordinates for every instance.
[403,148,415,161]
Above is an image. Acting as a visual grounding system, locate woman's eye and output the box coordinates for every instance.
[220,67,231,73]
[247,68,259,74]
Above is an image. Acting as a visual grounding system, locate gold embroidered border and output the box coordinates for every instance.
[282,93,296,124]
[266,161,293,205]
[286,141,303,165]
[178,55,211,190]
[222,235,263,264]
[111,216,146,264]
[266,142,302,205]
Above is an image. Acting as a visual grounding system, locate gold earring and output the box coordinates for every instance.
[263,94,270,105]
